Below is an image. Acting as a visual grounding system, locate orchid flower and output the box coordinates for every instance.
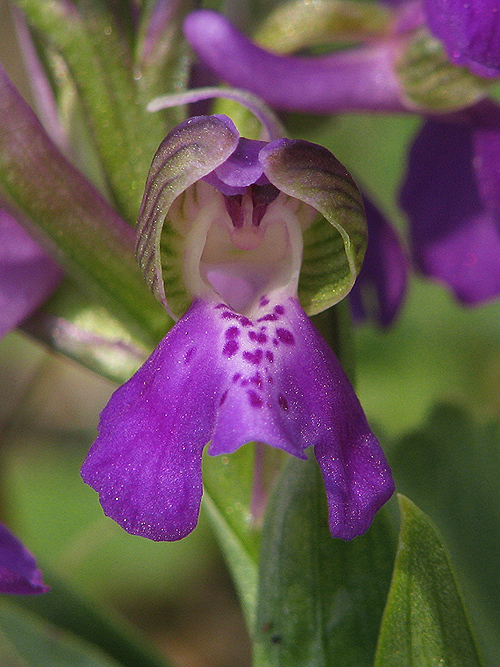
[350,197,408,326]
[423,0,500,78]
[81,113,394,542]
[183,5,496,116]
[401,100,500,304]
[0,522,48,595]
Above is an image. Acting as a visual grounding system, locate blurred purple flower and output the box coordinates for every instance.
[183,9,408,114]
[0,522,48,595]
[401,100,500,304]
[0,208,62,340]
[351,197,408,326]
[82,115,394,542]
[424,0,500,78]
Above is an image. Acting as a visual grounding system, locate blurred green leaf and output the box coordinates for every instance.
[11,574,172,667]
[11,0,173,221]
[255,0,392,53]
[0,67,168,347]
[135,0,195,129]
[0,598,127,667]
[390,404,500,665]
[253,455,395,667]
[375,494,483,667]
[22,278,152,385]
[201,444,281,627]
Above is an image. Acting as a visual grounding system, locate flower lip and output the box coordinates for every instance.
[82,296,394,542]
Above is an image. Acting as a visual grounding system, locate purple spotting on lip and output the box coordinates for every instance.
[82,113,394,542]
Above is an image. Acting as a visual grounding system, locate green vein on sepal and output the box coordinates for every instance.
[136,116,240,315]
[260,140,367,316]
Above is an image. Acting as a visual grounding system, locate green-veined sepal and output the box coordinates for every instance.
[260,139,367,315]
[136,115,240,316]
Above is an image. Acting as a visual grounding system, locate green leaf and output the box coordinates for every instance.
[22,278,153,384]
[0,598,125,667]
[255,0,392,53]
[11,0,167,221]
[260,139,367,315]
[254,455,395,667]
[0,67,168,346]
[390,404,500,664]
[375,495,483,667]
[12,573,172,667]
[134,0,195,130]
[201,444,285,627]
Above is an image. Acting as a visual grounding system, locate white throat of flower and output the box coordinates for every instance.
[168,180,316,317]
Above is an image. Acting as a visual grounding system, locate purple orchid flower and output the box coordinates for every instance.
[350,197,409,327]
[0,207,62,340]
[183,9,409,114]
[0,522,48,595]
[401,100,500,304]
[424,0,500,78]
[81,114,395,542]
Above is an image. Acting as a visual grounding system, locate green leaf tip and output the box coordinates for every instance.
[375,494,484,667]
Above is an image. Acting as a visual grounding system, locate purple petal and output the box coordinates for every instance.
[424,0,500,78]
[81,299,219,541]
[214,138,266,188]
[349,197,408,326]
[0,522,48,595]
[184,10,407,113]
[209,295,395,540]
[83,295,394,541]
[0,208,62,339]
[401,110,500,304]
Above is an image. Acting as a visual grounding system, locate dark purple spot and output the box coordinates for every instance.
[276,328,295,345]
[221,310,238,320]
[243,348,263,365]
[239,316,252,327]
[215,303,226,309]
[257,313,278,322]
[232,373,241,383]
[225,326,240,339]
[259,296,270,307]
[266,351,274,363]
[278,395,288,411]
[273,338,278,346]
[274,305,285,315]
[267,375,274,384]
[184,346,196,365]
[249,330,268,344]
[223,339,239,357]
[248,390,263,408]
[250,373,263,388]
[241,378,249,386]
[220,390,228,406]
[224,194,244,228]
